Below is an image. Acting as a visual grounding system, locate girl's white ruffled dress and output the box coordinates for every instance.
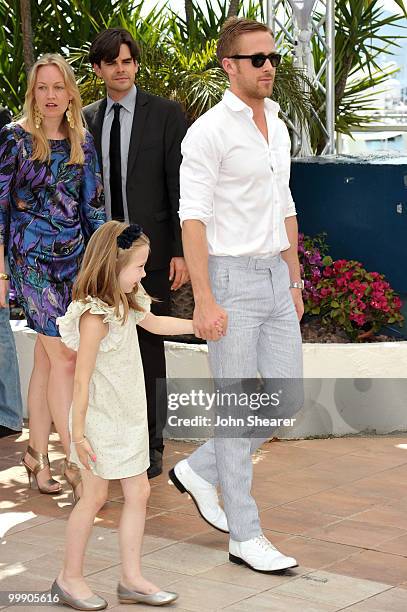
[57,287,151,479]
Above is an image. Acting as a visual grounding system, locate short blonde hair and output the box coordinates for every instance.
[21,53,86,164]
[217,17,274,64]
[73,221,150,322]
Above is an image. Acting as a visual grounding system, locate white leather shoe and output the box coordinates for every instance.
[229,534,298,572]
[169,460,229,533]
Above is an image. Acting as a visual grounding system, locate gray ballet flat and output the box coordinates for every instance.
[117,582,179,606]
[51,580,107,610]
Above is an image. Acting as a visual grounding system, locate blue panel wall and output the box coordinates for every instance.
[290,156,407,293]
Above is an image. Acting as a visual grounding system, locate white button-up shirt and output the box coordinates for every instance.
[179,89,296,257]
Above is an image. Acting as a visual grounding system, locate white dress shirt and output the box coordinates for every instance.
[101,85,137,222]
[179,89,296,257]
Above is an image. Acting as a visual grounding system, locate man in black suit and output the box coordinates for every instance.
[0,107,11,129]
[84,29,189,478]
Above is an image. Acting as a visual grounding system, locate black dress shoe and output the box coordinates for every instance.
[0,425,22,439]
[147,449,163,479]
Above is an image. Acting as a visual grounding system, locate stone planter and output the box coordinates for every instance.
[165,340,407,438]
[12,323,407,438]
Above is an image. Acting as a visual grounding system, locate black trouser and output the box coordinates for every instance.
[137,269,170,453]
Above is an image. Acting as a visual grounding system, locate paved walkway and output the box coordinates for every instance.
[1,431,407,611]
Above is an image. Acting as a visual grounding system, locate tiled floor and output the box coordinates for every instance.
[1,431,407,610]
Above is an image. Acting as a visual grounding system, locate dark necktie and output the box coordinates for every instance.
[109,103,124,221]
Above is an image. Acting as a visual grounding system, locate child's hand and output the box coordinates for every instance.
[214,318,225,338]
[74,437,96,470]
[196,318,225,340]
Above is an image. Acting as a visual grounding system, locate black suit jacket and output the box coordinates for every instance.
[83,90,186,271]
[0,107,11,130]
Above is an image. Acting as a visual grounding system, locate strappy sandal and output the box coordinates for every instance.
[62,459,82,505]
[21,445,63,494]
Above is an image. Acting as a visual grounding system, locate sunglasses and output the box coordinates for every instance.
[229,52,282,68]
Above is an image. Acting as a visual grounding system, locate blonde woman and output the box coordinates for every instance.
[0,54,105,497]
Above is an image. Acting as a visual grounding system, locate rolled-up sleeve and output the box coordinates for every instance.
[281,122,297,218]
[285,185,297,218]
[179,122,223,226]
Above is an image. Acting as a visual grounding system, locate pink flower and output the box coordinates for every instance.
[336,277,347,288]
[308,251,322,265]
[349,312,366,326]
[349,281,367,298]
[333,260,347,273]
[372,280,389,292]
[370,299,387,311]
[311,268,321,282]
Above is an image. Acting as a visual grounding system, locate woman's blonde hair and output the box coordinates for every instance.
[73,221,150,322]
[21,53,86,164]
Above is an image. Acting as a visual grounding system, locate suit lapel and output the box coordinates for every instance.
[93,98,107,167]
[126,89,149,182]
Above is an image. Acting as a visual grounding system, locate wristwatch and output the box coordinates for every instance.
[0,272,10,281]
[289,280,304,290]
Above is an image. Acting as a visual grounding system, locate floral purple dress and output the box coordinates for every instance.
[0,124,105,336]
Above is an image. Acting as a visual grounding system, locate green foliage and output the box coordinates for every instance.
[168,0,263,50]
[0,0,141,114]
[0,1,25,114]
[1,0,403,148]
[0,0,311,128]
[71,0,310,123]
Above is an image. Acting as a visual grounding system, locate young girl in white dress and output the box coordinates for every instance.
[51,221,215,610]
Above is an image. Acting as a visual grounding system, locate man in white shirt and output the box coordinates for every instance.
[169,17,303,572]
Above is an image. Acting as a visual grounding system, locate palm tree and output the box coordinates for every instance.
[227,0,240,18]
[4,0,404,148]
[68,0,312,127]
[0,0,141,115]
[19,0,34,75]
[185,0,194,33]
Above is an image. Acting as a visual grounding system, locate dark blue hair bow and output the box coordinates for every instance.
[117,224,143,249]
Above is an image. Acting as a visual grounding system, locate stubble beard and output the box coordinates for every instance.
[245,79,274,101]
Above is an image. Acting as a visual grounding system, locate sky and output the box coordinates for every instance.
[381,0,404,10]
[379,5,407,88]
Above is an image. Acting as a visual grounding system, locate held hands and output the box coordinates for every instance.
[169,257,190,291]
[73,436,96,471]
[0,279,8,308]
[193,299,228,341]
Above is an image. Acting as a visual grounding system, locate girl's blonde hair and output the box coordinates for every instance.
[73,221,150,322]
[21,53,86,164]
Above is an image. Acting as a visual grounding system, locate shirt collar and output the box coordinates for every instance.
[222,88,280,118]
[106,85,137,114]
